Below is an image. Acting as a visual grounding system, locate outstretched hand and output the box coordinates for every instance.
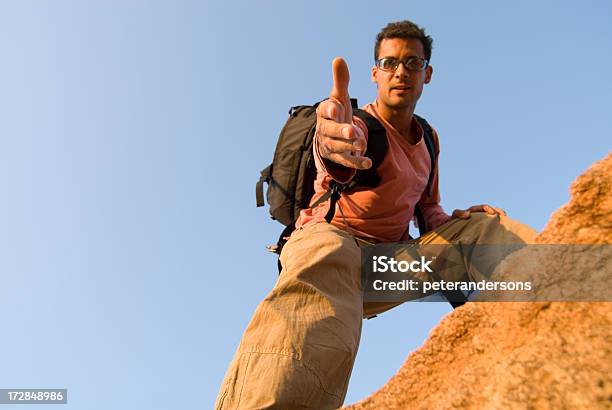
[315,58,371,170]
[451,204,507,219]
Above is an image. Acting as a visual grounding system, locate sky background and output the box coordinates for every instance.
[0,1,610,409]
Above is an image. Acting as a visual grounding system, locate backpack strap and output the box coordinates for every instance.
[411,114,437,236]
[256,164,272,207]
[353,109,388,185]
[413,114,436,197]
[413,115,467,308]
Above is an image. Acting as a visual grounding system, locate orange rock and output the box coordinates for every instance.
[345,152,612,409]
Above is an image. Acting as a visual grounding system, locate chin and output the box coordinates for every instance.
[386,98,414,110]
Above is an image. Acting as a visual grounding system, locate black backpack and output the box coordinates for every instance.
[255,99,467,308]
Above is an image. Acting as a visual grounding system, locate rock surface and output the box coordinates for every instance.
[345,152,612,410]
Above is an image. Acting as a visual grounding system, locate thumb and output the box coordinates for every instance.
[329,57,352,123]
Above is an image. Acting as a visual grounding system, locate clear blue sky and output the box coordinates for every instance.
[0,1,610,408]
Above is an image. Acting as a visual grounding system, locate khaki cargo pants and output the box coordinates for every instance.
[215,213,537,409]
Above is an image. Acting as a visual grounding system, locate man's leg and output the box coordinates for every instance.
[363,213,537,317]
[215,222,363,409]
[418,212,537,247]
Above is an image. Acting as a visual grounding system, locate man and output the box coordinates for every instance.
[215,20,536,409]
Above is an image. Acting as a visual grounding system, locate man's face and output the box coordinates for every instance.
[371,37,432,111]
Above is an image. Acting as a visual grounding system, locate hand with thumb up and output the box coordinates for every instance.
[315,58,372,170]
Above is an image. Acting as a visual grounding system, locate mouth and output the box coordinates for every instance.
[391,85,411,92]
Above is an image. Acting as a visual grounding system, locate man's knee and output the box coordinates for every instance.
[430,212,537,246]
[458,212,537,244]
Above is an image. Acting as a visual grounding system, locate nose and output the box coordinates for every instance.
[394,62,410,79]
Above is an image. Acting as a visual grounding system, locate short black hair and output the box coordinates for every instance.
[374,20,433,62]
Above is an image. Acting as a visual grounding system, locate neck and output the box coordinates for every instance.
[376,98,417,142]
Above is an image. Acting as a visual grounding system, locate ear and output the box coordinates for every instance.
[371,65,378,83]
[424,65,433,84]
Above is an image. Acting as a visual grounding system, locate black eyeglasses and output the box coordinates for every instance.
[375,56,429,72]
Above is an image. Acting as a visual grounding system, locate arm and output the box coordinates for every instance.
[313,57,372,182]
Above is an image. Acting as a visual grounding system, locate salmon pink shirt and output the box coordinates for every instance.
[294,101,451,242]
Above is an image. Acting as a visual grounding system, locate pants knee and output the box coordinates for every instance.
[215,350,347,409]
